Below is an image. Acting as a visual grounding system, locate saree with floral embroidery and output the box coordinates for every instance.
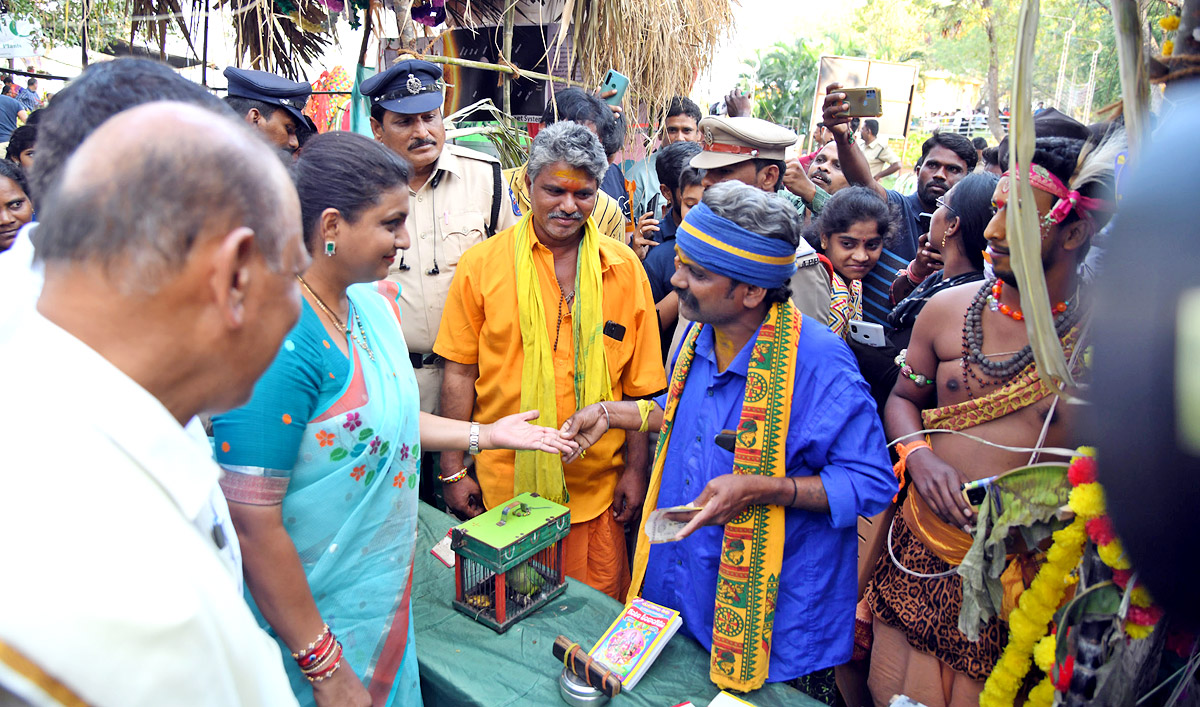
[213,281,422,707]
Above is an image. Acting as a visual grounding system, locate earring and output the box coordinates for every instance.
[941,229,952,249]
[324,238,336,257]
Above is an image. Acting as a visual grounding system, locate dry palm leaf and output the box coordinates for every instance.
[1007,0,1077,398]
[1111,0,1149,155]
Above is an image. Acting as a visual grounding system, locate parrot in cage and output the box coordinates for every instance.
[508,561,546,597]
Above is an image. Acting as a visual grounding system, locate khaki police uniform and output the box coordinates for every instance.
[388,143,518,413]
[363,59,519,414]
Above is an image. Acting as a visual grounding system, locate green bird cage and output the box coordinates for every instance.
[451,492,571,633]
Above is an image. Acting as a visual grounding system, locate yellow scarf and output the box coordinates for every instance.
[514,212,612,505]
[629,301,800,692]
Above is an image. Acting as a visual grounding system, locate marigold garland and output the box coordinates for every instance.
[1014,449,1170,706]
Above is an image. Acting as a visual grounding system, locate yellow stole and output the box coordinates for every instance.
[513,213,612,504]
[629,300,800,692]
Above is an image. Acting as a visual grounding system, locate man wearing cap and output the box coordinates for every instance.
[560,181,894,702]
[670,115,831,355]
[223,67,311,154]
[361,59,517,416]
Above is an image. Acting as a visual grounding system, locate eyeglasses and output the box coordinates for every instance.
[935,195,958,216]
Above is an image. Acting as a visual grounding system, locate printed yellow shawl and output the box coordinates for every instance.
[629,300,801,692]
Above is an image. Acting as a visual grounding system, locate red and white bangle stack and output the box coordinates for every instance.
[291,624,343,684]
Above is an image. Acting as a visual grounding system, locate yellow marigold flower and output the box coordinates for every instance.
[1069,482,1105,520]
[1164,39,1175,56]
[1160,15,1180,31]
[1073,446,1096,460]
[1126,622,1154,641]
[1028,677,1057,707]
[1033,634,1057,672]
[1130,585,1155,608]
[1098,539,1132,570]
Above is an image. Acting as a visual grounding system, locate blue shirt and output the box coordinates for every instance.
[643,317,896,681]
[642,212,678,303]
[0,95,22,143]
[861,190,929,324]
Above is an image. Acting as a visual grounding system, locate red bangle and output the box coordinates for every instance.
[291,624,331,661]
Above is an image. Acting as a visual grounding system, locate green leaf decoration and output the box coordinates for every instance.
[958,462,1070,639]
[359,428,375,441]
[330,448,348,462]
[379,441,391,457]
[364,470,376,486]
[408,474,418,489]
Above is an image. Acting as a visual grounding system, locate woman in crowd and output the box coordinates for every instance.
[810,186,894,338]
[886,171,998,349]
[212,132,573,707]
[0,160,33,252]
[6,124,34,170]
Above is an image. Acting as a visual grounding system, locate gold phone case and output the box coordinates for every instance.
[841,87,883,118]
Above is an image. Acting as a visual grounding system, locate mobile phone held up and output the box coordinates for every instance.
[839,87,883,118]
[600,70,630,106]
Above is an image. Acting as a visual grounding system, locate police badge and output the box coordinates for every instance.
[406,73,423,95]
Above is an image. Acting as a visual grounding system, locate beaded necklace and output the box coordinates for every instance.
[960,279,1081,397]
[987,279,1070,321]
[297,276,376,361]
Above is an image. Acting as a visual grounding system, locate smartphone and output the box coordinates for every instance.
[839,87,883,118]
[849,319,887,348]
[600,69,630,106]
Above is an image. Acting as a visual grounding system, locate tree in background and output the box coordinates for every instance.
[738,33,865,130]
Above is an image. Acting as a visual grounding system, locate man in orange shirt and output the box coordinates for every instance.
[435,121,665,599]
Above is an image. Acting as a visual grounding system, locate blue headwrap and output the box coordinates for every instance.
[675,202,797,289]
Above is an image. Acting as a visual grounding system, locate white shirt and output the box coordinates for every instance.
[0,312,297,706]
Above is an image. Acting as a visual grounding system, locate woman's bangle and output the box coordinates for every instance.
[439,467,469,484]
[905,267,924,285]
[598,402,612,432]
[788,477,798,508]
[291,624,331,660]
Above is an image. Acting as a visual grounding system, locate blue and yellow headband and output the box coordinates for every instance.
[676,202,797,289]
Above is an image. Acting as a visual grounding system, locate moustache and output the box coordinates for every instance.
[674,287,697,310]
[548,211,583,221]
[408,138,437,150]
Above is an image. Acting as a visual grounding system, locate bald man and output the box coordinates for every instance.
[0,102,304,706]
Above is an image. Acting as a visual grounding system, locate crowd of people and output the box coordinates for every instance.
[0,53,1125,707]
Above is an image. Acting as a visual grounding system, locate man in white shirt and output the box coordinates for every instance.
[0,101,304,706]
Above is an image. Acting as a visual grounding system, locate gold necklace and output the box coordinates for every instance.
[296,276,376,361]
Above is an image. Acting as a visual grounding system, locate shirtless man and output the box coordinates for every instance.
[862,132,1119,707]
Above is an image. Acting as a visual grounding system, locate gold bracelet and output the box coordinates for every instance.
[439,467,469,484]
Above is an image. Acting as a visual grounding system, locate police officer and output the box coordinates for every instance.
[689,115,831,324]
[222,67,311,154]
[361,59,517,415]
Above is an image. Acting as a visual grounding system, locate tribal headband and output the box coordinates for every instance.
[676,202,797,289]
[1003,163,1113,226]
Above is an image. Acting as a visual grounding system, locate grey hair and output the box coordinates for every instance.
[527,121,608,185]
[36,107,292,294]
[701,181,802,249]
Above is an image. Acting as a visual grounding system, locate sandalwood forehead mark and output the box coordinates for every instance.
[552,167,590,190]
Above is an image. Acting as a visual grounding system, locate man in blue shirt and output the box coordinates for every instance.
[821,83,976,324]
[562,181,895,703]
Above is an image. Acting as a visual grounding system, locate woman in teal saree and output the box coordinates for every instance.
[212,132,573,707]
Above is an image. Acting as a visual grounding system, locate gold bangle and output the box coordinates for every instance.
[439,467,469,484]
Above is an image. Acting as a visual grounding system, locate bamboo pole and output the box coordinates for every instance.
[417,54,592,91]
[501,2,515,126]
[1112,0,1149,154]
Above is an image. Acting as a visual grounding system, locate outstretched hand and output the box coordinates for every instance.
[558,403,610,464]
[820,83,853,138]
[725,88,752,117]
[783,158,816,201]
[484,409,579,456]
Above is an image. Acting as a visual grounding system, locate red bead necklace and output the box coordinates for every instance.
[987,280,1069,322]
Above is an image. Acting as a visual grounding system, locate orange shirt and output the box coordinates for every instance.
[434,221,666,523]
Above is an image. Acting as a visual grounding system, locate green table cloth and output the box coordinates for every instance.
[413,502,822,707]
